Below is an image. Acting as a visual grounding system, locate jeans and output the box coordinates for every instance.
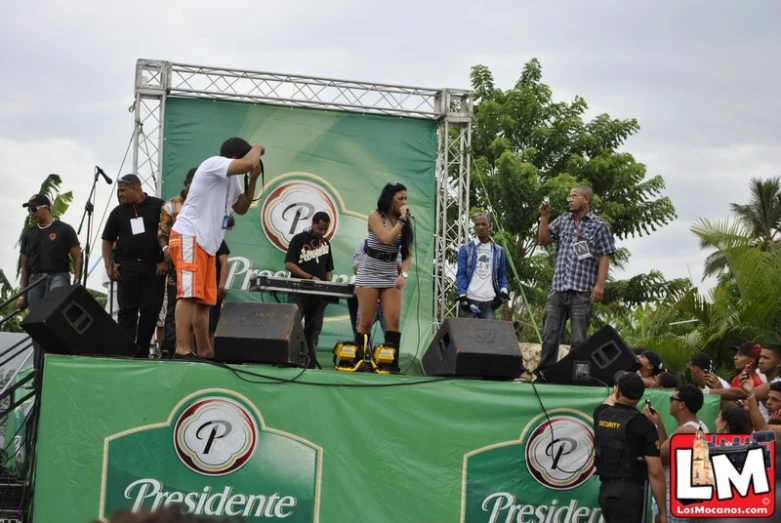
[161,268,177,352]
[456,299,496,320]
[538,290,592,372]
[288,294,327,369]
[116,260,166,357]
[26,272,71,360]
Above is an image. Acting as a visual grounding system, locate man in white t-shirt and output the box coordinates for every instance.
[169,137,264,359]
[455,212,509,320]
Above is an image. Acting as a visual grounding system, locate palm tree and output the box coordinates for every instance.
[698,177,781,278]
[16,174,74,277]
[730,176,781,247]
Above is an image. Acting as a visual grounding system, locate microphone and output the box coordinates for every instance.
[96,166,112,185]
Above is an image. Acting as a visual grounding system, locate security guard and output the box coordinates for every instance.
[593,371,668,523]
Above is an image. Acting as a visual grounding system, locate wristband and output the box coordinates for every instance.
[398,216,409,224]
[746,394,755,401]
[162,245,169,252]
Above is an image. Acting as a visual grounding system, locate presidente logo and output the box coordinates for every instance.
[461,408,600,523]
[173,397,258,476]
[261,178,339,252]
[100,389,322,522]
[524,414,595,490]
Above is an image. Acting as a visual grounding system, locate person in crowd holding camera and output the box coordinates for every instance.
[353,182,413,373]
[455,212,509,319]
[536,185,616,375]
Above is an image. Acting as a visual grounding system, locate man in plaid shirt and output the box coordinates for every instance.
[536,185,616,374]
[156,168,195,356]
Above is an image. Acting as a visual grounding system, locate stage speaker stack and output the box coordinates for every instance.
[536,325,639,386]
[214,303,308,367]
[422,318,524,380]
[21,284,138,357]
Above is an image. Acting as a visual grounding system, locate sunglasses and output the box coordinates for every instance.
[27,205,47,213]
[669,396,685,404]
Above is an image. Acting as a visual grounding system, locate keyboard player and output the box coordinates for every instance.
[284,212,335,368]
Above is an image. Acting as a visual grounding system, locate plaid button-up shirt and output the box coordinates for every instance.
[157,195,184,241]
[548,211,615,292]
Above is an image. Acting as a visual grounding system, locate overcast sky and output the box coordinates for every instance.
[1,0,779,295]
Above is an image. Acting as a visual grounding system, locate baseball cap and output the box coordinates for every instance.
[732,341,761,360]
[117,173,142,186]
[689,352,713,370]
[641,350,664,376]
[614,371,645,401]
[22,194,51,208]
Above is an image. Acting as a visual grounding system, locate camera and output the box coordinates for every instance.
[543,196,550,205]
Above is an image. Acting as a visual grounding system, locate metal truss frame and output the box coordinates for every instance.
[132,59,472,326]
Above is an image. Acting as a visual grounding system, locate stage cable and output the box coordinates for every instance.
[86,127,136,281]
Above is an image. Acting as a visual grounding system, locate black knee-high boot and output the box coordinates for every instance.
[385,331,401,373]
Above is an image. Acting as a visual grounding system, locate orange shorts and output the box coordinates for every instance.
[169,231,217,306]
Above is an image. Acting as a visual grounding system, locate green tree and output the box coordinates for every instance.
[468,59,680,341]
[697,177,781,278]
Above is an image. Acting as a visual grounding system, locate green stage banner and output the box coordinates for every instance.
[33,356,719,523]
[161,99,437,361]
[2,367,33,474]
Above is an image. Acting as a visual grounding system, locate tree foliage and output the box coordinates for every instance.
[468,59,679,342]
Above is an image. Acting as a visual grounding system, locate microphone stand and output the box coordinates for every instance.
[77,170,100,287]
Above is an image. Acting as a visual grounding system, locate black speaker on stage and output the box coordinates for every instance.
[536,325,639,386]
[422,318,523,379]
[21,284,138,357]
[214,303,308,366]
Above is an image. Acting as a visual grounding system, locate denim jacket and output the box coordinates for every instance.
[455,240,509,298]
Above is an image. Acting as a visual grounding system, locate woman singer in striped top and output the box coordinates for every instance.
[354,182,414,372]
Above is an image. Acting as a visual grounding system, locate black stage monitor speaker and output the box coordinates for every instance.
[21,284,138,357]
[536,325,639,386]
[422,318,523,379]
[214,303,308,366]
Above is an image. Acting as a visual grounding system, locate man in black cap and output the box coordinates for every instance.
[101,174,166,357]
[637,349,664,388]
[594,371,667,523]
[16,194,81,355]
[688,352,729,393]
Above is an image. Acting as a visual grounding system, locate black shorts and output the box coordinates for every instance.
[209,299,223,332]
[598,479,645,523]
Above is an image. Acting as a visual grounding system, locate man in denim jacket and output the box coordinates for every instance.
[455,213,509,320]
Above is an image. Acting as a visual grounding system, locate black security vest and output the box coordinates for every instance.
[594,405,647,483]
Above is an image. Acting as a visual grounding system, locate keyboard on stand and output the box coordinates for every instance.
[249,275,355,301]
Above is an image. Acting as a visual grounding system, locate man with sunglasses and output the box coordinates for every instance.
[16,195,81,343]
[536,185,616,375]
[643,384,708,522]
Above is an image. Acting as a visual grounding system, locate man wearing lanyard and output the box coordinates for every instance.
[101,174,166,357]
[536,185,616,375]
[169,137,264,359]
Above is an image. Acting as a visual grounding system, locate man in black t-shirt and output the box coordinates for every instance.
[207,215,235,354]
[16,194,81,356]
[284,212,334,368]
[594,371,668,523]
[101,174,166,357]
